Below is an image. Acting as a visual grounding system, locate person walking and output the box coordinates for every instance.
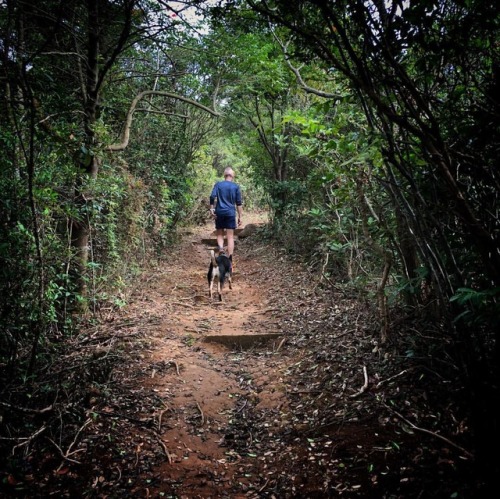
[209,167,243,261]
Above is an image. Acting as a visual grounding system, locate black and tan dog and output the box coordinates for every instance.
[207,249,232,301]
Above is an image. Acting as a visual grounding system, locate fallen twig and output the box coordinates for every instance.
[134,443,142,467]
[275,337,286,352]
[258,479,270,493]
[260,307,283,314]
[195,401,204,426]
[350,365,368,398]
[376,368,412,388]
[237,399,248,413]
[94,410,154,427]
[383,402,473,458]
[114,465,122,482]
[48,438,84,465]
[171,301,195,309]
[169,360,180,376]
[158,408,168,433]
[0,401,53,414]
[155,433,172,464]
[11,425,47,454]
[49,418,92,468]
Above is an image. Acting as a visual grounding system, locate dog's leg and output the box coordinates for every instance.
[208,263,214,298]
[217,278,222,301]
[227,257,232,290]
[209,250,219,299]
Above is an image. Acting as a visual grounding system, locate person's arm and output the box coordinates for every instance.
[209,184,218,217]
[237,204,243,226]
[236,185,243,225]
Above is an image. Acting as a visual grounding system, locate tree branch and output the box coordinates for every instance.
[107,90,221,151]
[272,31,343,100]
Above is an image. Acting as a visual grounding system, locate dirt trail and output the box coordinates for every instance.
[0,214,477,497]
[119,213,297,497]
[81,213,473,499]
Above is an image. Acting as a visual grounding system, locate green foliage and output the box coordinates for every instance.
[83,162,146,304]
[0,0,214,370]
[190,136,266,215]
[0,152,76,368]
[450,287,500,326]
[259,72,393,286]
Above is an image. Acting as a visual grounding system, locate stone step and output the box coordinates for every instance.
[201,238,239,247]
[203,333,282,349]
[209,223,264,237]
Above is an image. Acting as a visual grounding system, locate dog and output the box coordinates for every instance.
[207,249,232,301]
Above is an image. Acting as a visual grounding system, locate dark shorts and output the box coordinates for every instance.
[215,214,236,230]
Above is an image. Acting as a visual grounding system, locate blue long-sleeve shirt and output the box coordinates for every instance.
[210,180,242,216]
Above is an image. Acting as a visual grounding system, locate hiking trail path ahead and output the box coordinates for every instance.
[79,212,467,499]
[112,212,310,498]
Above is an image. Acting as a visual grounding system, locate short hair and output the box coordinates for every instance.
[224,167,235,178]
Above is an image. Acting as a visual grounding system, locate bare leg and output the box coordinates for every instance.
[216,229,225,250]
[226,229,235,256]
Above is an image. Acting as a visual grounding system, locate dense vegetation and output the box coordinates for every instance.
[1,0,498,495]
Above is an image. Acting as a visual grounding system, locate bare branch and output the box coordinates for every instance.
[11,425,48,454]
[383,402,474,459]
[0,400,53,414]
[134,109,188,119]
[107,90,221,151]
[272,31,342,100]
[350,365,369,398]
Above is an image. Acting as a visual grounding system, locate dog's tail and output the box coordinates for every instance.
[210,249,217,266]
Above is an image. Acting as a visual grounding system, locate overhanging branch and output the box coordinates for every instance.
[272,31,343,100]
[107,90,221,151]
